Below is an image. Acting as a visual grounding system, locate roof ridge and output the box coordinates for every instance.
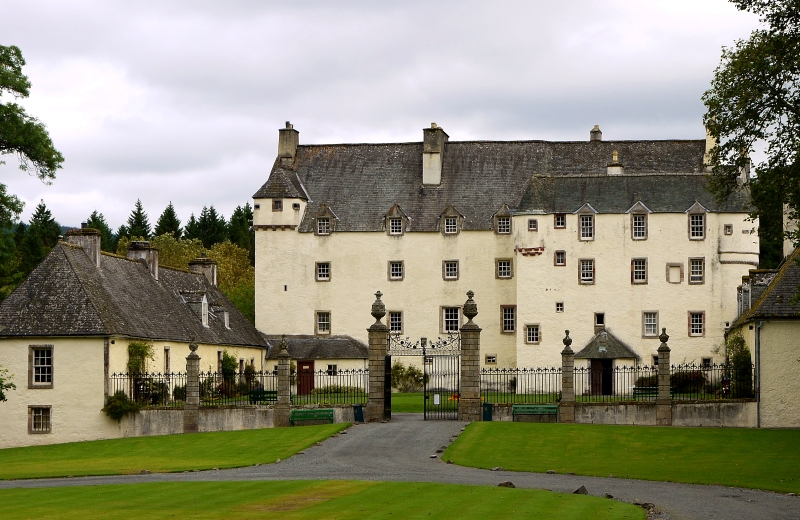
[295,139,706,147]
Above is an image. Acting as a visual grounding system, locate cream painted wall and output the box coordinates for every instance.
[108,338,266,375]
[254,199,756,370]
[753,321,800,428]
[0,337,119,448]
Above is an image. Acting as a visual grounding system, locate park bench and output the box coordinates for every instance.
[632,386,675,399]
[248,389,278,404]
[290,408,335,426]
[511,404,558,422]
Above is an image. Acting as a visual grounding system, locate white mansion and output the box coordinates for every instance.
[253,123,758,369]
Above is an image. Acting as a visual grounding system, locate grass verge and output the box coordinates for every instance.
[443,422,800,493]
[0,424,346,480]
[0,480,645,519]
[391,392,423,413]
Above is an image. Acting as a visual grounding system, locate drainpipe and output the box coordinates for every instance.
[755,321,763,428]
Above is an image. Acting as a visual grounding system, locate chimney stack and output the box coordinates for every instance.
[590,125,602,141]
[66,227,101,268]
[189,254,218,286]
[127,241,159,280]
[278,121,299,166]
[422,123,448,185]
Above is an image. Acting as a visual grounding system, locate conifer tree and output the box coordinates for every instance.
[19,200,60,275]
[85,210,114,252]
[185,206,227,248]
[125,199,151,239]
[228,203,254,265]
[154,201,182,239]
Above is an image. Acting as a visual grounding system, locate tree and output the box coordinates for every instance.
[19,200,60,275]
[228,203,254,265]
[0,45,64,182]
[0,364,15,402]
[703,0,800,252]
[154,202,182,239]
[85,210,115,252]
[126,199,151,239]
[146,234,204,269]
[184,205,227,248]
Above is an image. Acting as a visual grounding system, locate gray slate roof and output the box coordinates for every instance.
[0,242,267,348]
[263,334,368,360]
[574,330,640,360]
[735,248,800,323]
[253,138,744,232]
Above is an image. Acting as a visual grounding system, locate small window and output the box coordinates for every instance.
[556,302,564,312]
[389,311,403,333]
[689,258,705,284]
[315,311,331,335]
[327,364,338,376]
[643,311,658,337]
[388,261,404,281]
[28,406,51,434]
[443,260,459,280]
[444,217,458,234]
[579,259,595,284]
[631,258,647,284]
[595,313,605,326]
[652,355,659,367]
[485,354,497,365]
[689,214,705,239]
[164,347,171,373]
[496,259,513,279]
[292,202,301,210]
[689,311,705,336]
[389,217,403,235]
[29,345,53,388]
[317,217,331,236]
[580,214,594,240]
[442,307,461,333]
[702,358,712,369]
[272,199,283,212]
[254,204,260,210]
[554,214,566,228]
[724,224,733,235]
[501,306,516,333]
[525,324,540,344]
[316,262,331,281]
[554,250,566,266]
[528,219,538,232]
[632,214,647,240]
[496,216,511,234]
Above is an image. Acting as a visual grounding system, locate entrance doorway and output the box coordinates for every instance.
[590,359,613,396]
[297,360,315,395]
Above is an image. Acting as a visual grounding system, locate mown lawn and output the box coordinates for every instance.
[0,480,645,519]
[443,422,800,493]
[391,392,424,412]
[0,424,346,480]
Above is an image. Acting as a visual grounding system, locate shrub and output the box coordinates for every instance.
[671,370,707,393]
[634,374,658,387]
[102,391,140,422]
[172,384,186,401]
[221,350,238,384]
[310,385,364,395]
[127,340,154,374]
[726,333,754,398]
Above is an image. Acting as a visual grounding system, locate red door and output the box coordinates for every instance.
[298,360,315,395]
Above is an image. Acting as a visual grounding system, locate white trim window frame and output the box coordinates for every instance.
[443,260,459,280]
[554,250,566,266]
[642,311,658,337]
[689,257,705,284]
[496,216,511,234]
[689,213,705,240]
[554,214,566,229]
[389,217,403,235]
[29,345,54,389]
[389,311,403,334]
[525,324,540,344]
[442,307,461,333]
[444,217,458,235]
[501,306,516,333]
[579,214,594,240]
[528,219,538,232]
[579,259,595,284]
[631,213,647,240]
[28,406,52,434]
[315,261,331,282]
[315,311,331,335]
[316,217,331,236]
[631,258,647,284]
[689,311,705,337]
[496,259,513,279]
[388,261,404,281]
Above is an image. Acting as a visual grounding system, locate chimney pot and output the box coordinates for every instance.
[81,222,87,229]
[590,125,602,142]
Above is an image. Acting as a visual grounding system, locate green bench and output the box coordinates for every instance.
[511,404,559,421]
[632,386,675,399]
[248,389,278,404]
[290,408,335,426]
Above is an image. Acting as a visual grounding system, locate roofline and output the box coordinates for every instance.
[292,138,706,148]
[733,247,800,325]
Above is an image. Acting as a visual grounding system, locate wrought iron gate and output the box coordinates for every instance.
[387,333,460,420]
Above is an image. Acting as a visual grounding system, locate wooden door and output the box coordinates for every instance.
[298,360,315,395]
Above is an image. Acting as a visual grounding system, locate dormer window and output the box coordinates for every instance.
[444,217,458,234]
[686,202,708,240]
[272,199,283,212]
[389,218,403,235]
[201,296,209,327]
[497,217,511,234]
[439,205,464,236]
[314,203,337,236]
[575,203,598,241]
[317,217,331,235]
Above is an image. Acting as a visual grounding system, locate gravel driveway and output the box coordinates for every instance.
[1,414,798,520]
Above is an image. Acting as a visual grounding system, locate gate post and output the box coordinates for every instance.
[183,341,200,433]
[274,335,292,427]
[459,291,482,421]
[366,291,390,422]
[559,331,576,423]
[656,328,673,426]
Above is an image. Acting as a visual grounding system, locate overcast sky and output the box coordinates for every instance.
[1,0,760,229]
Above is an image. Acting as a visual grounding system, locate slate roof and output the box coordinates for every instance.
[0,242,267,348]
[734,248,800,324]
[252,137,744,232]
[263,334,368,360]
[574,330,640,360]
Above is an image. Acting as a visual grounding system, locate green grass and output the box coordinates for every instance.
[0,424,346,480]
[443,422,800,493]
[391,392,424,412]
[0,481,645,519]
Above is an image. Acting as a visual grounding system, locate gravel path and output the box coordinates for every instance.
[1,414,798,520]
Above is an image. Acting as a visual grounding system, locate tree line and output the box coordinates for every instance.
[0,199,256,323]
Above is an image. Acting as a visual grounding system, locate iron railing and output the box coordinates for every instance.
[669,363,755,400]
[199,370,279,406]
[292,368,368,405]
[109,372,187,407]
[480,367,562,404]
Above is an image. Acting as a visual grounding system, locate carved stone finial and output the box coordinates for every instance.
[189,341,198,352]
[463,290,478,321]
[277,334,290,359]
[561,330,573,355]
[371,291,386,322]
[659,327,669,344]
